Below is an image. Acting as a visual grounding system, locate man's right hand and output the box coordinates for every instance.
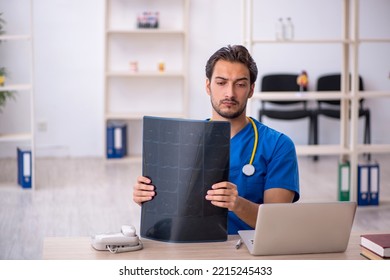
[133,176,155,206]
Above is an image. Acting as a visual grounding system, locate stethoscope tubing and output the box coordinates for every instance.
[247,117,258,166]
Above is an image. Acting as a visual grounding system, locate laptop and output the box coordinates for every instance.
[238,202,357,256]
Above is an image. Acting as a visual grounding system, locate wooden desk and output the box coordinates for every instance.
[42,232,364,260]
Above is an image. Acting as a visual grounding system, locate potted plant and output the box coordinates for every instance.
[0,67,17,112]
[0,12,5,47]
[0,13,17,112]
[0,12,5,36]
[0,67,5,85]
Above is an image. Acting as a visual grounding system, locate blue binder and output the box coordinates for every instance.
[369,164,380,205]
[106,121,127,158]
[17,147,32,188]
[357,162,380,206]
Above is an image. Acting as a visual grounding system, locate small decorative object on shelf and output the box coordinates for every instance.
[158,60,165,72]
[284,17,294,40]
[129,61,138,73]
[275,17,294,41]
[137,11,159,29]
[275,17,284,41]
[0,67,5,86]
[296,70,308,91]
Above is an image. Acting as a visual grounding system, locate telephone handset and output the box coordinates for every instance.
[91,225,143,253]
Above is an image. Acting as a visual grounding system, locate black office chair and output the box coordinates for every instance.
[316,73,371,159]
[259,74,318,154]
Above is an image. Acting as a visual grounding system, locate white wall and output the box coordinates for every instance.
[0,0,389,157]
[188,0,243,121]
[33,0,104,157]
[0,0,105,157]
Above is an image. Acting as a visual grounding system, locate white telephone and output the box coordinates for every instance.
[91,225,143,253]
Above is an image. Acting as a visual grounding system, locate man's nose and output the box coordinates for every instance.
[224,83,235,98]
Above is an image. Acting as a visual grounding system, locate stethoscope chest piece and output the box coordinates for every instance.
[242,164,255,176]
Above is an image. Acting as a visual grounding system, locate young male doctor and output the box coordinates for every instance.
[133,45,300,234]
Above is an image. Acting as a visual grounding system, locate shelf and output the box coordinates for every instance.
[0,35,32,41]
[250,38,390,45]
[105,112,186,121]
[105,155,142,163]
[251,91,350,101]
[358,38,390,43]
[0,133,32,143]
[357,144,390,154]
[248,39,350,45]
[106,71,185,78]
[358,91,390,99]
[0,84,32,92]
[296,145,350,156]
[107,29,186,35]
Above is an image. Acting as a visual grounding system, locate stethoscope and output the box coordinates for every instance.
[210,116,258,176]
[242,117,258,176]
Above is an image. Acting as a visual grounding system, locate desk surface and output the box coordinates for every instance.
[42,232,365,260]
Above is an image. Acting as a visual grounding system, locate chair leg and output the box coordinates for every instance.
[310,112,319,161]
[364,111,371,161]
[313,113,318,146]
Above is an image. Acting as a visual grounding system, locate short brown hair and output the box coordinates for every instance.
[205,45,258,85]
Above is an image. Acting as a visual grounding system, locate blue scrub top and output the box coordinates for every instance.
[228,117,300,234]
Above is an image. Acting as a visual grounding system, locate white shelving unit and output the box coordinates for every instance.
[0,1,35,188]
[242,0,390,200]
[103,0,190,161]
[348,0,390,198]
[242,0,352,157]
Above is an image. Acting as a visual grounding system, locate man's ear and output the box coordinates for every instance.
[248,83,255,98]
[205,79,211,96]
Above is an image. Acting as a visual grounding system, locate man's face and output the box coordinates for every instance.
[206,60,254,119]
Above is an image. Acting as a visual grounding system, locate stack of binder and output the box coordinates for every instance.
[338,160,380,206]
[17,147,32,188]
[106,121,127,159]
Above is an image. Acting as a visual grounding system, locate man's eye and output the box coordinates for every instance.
[237,83,246,87]
[216,81,226,86]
